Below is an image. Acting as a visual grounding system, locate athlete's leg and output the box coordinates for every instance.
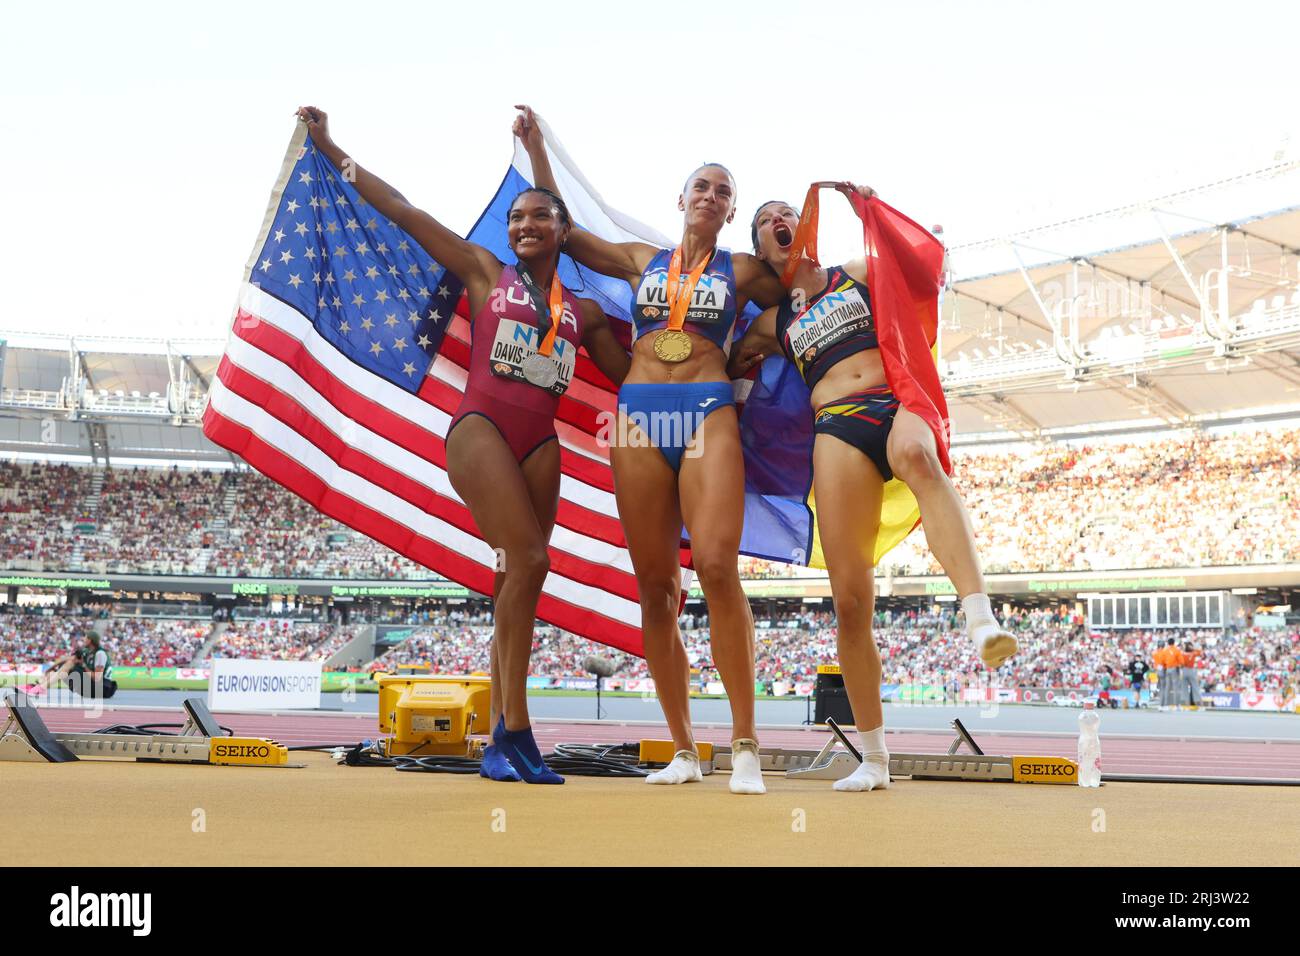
[611,426,695,759]
[510,438,561,725]
[887,407,1016,668]
[679,405,762,794]
[446,416,559,783]
[812,434,891,791]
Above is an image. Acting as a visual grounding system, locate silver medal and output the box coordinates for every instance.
[522,353,559,389]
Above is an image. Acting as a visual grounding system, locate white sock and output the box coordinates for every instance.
[962,593,1017,667]
[729,738,766,795]
[645,749,702,785]
[834,725,891,792]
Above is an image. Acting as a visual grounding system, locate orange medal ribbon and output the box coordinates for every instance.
[534,271,566,357]
[664,245,715,331]
[780,183,833,287]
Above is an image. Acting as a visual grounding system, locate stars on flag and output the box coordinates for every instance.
[254,145,461,391]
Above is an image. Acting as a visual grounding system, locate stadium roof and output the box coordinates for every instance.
[4,161,1300,458]
[942,160,1300,439]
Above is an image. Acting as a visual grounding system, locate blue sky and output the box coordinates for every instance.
[2,0,1295,341]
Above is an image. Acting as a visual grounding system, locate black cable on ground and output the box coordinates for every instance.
[332,740,652,777]
[544,742,650,777]
[93,721,237,737]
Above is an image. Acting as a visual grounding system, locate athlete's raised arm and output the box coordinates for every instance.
[513,105,659,289]
[578,300,631,387]
[298,106,501,304]
[832,181,876,284]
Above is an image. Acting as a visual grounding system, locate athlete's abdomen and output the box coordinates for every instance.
[624,333,731,385]
[809,347,886,408]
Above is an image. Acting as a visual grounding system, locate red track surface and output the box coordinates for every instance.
[28,705,1300,780]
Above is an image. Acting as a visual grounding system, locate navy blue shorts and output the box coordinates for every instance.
[813,384,900,480]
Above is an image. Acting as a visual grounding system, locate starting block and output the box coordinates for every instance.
[705,718,1078,785]
[0,693,291,768]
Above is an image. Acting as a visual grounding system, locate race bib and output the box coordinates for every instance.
[636,271,730,327]
[489,319,576,396]
[786,286,872,363]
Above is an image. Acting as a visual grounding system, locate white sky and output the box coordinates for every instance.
[2,0,1296,343]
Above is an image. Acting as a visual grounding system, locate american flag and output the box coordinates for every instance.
[203,121,688,656]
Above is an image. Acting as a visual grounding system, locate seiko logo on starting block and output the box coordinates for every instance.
[210,737,288,766]
[1011,756,1078,784]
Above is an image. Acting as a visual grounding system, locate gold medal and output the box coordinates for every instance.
[653,329,693,363]
[653,245,713,364]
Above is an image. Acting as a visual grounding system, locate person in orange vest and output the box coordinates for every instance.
[1154,638,1184,710]
[1181,643,1203,707]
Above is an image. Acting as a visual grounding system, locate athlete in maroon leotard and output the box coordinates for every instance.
[298,107,629,783]
[449,263,586,462]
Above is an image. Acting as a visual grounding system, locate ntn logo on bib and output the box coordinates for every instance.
[490,319,576,393]
[787,286,871,357]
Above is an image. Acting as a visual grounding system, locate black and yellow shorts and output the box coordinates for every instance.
[813,384,901,481]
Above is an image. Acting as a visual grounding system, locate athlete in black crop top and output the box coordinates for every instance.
[729,184,1018,793]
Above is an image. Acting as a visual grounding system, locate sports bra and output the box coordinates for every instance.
[776,265,877,390]
[630,247,738,356]
[465,264,584,402]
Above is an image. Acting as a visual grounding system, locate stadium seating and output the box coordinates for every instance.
[3,427,1296,579]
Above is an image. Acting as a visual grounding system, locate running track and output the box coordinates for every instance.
[25,704,1300,781]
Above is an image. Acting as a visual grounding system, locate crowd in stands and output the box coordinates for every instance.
[208,619,338,661]
[1,603,1293,697]
[0,610,208,667]
[885,428,1299,575]
[0,462,429,579]
[361,610,1296,697]
[3,426,1297,580]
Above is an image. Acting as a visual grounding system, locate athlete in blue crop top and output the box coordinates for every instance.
[517,106,785,794]
[731,185,1019,794]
